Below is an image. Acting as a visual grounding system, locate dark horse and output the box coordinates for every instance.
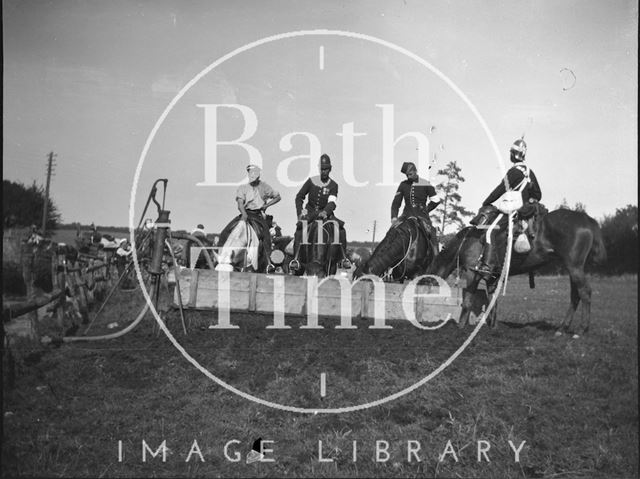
[291,219,349,277]
[428,209,607,333]
[354,217,437,281]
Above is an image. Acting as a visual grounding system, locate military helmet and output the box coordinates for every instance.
[510,138,527,162]
[320,154,331,169]
[400,162,416,174]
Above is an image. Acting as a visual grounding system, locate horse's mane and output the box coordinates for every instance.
[431,226,477,271]
[372,219,415,255]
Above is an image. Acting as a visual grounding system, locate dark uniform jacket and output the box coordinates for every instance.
[295,176,339,218]
[483,163,541,206]
[391,177,441,221]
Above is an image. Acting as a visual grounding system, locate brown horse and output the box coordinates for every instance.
[354,217,437,281]
[290,219,349,277]
[427,209,607,333]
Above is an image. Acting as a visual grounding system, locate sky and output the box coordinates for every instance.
[3,0,637,240]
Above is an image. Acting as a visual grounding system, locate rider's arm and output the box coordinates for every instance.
[261,183,281,211]
[528,170,542,201]
[390,183,404,221]
[323,182,338,215]
[295,179,311,218]
[426,186,442,213]
[237,198,248,221]
[482,168,525,205]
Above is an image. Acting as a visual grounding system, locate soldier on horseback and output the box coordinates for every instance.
[218,164,281,267]
[293,154,348,262]
[471,137,542,278]
[390,161,442,259]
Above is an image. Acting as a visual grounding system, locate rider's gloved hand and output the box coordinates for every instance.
[241,212,248,222]
[298,212,307,223]
[391,217,399,227]
[318,211,328,220]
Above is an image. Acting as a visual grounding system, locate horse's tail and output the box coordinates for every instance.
[589,219,607,266]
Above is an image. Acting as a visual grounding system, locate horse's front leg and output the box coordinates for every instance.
[459,272,479,328]
[486,280,499,328]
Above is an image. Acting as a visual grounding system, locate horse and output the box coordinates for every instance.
[348,246,372,269]
[427,209,607,334]
[215,220,263,272]
[353,217,437,281]
[291,218,349,277]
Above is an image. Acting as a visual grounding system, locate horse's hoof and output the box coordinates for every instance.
[572,334,580,339]
[554,330,563,337]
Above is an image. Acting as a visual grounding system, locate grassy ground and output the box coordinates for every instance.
[2,275,637,478]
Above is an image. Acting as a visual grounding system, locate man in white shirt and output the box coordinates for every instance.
[218,165,281,267]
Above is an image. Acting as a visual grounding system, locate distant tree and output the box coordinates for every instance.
[432,161,474,234]
[556,198,586,213]
[600,204,638,275]
[574,202,587,213]
[3,180,61,231]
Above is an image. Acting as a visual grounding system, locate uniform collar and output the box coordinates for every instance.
[407,176,430,186]
[311,175,332,187]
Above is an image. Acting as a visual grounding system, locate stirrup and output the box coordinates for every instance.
[470,264,494,277]
[289,259,301,272]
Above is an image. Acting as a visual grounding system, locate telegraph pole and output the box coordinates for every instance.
[41,152,56,235]
[372,220,377,243]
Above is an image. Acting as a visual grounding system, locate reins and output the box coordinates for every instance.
[385,219,420,279]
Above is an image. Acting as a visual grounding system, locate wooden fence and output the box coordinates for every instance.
[2,241,119,342]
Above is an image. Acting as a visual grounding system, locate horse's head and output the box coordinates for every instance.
[427,226,481,279]
[300,219,344,277]
[362,221,412,278]
[305,260,326,277]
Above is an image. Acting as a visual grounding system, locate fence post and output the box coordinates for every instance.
[20,243,39,341]
[55,253,66,329]
[73,261,89,324]
[51,251,62,329]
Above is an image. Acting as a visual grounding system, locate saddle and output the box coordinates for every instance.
[516,201,548,240]
[471,202,547,253]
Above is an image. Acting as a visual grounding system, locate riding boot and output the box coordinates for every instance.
[293,223,302,256]
[262,232,272,265]
[471,242,495,278]
[429,231,439,259]
[339,228,347,257]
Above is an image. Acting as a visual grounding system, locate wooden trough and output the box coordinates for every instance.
[173,269,463,326]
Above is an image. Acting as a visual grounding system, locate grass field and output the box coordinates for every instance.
[2,274,638,478]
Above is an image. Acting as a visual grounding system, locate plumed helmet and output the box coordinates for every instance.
[320,154,332,168]
[510,138,527,162]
